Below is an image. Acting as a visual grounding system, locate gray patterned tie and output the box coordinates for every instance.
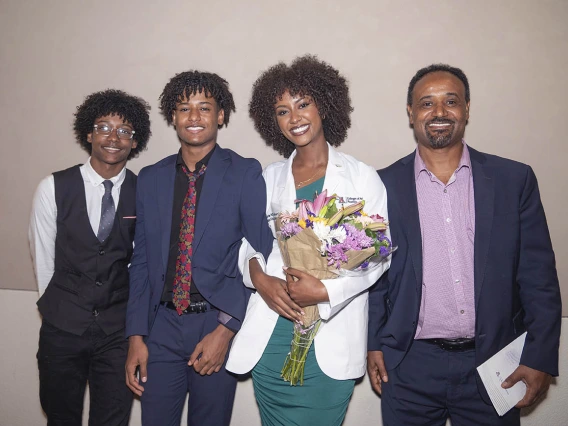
[97,180,115,242]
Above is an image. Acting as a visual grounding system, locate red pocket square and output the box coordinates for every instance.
[122,216,136,219]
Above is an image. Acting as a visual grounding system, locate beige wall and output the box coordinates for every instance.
[0,289,566,426]
[1,0,566,311]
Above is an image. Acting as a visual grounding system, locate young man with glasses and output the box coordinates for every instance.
[29,89,151,426]
[124,71,273,426]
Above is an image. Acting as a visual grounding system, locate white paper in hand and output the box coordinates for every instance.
[476,332,527,416]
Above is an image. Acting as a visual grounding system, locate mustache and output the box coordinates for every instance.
[427,118,454,125]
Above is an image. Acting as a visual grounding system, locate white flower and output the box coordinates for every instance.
[312,222,347,253]
[354,215,374,226]
[329,226,347,244]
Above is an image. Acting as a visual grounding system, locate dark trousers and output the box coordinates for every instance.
[381,340,521,426]
[141,305,237,426]
[37,320,133,426]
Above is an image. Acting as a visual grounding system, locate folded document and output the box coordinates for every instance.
[476,332,527,416]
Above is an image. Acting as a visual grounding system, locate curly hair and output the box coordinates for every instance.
[159,71,236,129]
[73,89,151,160]
[407,64,470,106]
[249,55,353,158]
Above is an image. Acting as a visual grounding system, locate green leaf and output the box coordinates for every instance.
[353,222,364,231]
[373,241,381,257]
[324,201,338,219]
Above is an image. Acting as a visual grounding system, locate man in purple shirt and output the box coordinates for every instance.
[368,64,561,425]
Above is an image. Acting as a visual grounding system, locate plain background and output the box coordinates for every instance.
[0,0,566,425]
[1,0,567,310]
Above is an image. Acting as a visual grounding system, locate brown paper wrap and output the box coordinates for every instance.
[277,224,375,326]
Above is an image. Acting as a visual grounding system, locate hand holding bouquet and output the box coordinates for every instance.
[277,190,393,385]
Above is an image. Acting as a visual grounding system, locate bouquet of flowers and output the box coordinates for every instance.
[277,190,393,385]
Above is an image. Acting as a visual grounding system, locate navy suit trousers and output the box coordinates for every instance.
[141,305,237,426]
[381,340,520,426]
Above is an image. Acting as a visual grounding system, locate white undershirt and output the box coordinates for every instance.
[29,158,126,297]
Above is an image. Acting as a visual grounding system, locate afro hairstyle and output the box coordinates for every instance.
[249,54,353,158]
[73,89,151,160]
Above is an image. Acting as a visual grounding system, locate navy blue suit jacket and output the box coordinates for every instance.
[126,146,273,337]
[369,146,561,396]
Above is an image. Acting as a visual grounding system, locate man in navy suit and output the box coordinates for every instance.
[367,64,561,425]
[125,71,273,426]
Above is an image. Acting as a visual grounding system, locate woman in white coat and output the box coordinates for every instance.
[226,55,390,426]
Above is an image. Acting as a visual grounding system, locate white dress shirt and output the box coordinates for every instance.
[29,159,127,297]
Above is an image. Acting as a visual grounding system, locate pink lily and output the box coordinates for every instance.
[297,201,310,221]
[294,190,336,220]
[315,190,336,218]
[312,190,329,216]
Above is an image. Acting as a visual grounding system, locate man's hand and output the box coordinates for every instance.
[188,324,235,375]
[250,259,304,322]
[502,364,552,408]
[367,350,388,395]
[125,335,148,396]
[284,267,329,307]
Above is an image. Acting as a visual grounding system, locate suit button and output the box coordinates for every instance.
[93,309,99,316]
[99,248,105,255]
[95,281,103,287]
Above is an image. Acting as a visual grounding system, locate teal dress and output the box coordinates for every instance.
[251,177,355,426]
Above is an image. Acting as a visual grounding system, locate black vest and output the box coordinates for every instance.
[37,165,136,336]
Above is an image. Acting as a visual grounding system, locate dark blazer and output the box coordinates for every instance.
[126,146,273,337]
[368,146,561,399]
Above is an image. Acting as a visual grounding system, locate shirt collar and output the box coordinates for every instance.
[82,157,127,188]
[414,140,471,181]
[176,144,217,171]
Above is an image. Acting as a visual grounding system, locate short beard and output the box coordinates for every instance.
[425,119,454,149]
[427,132,453,148]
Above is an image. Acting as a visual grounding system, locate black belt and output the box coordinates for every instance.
[162,300,211,315]
[422,338,475,352]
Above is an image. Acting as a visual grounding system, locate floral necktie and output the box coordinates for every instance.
[173,164,207,315]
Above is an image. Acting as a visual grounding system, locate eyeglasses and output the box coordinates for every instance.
[93,124,135,140]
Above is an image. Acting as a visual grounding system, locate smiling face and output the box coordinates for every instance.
[172,91,224,149]
[407,71,470,150]
[275,91,325,149]
[87,114,137,172]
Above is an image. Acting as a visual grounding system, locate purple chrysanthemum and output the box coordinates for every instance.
[343,224,374,249]
[327,244,349,268]
[281,222,302,238]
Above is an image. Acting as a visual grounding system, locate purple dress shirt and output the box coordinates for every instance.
[414,142,476,339]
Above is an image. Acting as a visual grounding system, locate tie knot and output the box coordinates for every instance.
[182,164,207,182]
[102,180,113,193]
